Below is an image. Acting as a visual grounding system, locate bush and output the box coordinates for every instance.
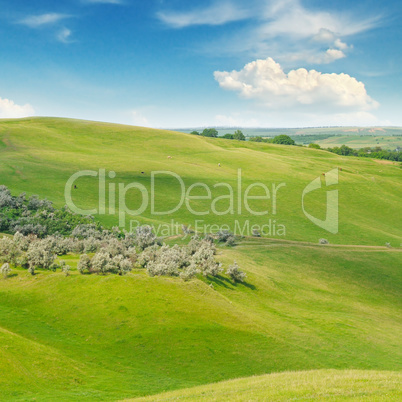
[226,261,246,282]
[0,236,20,265]
[1,263,11,279]
[135,225,157,250]
[252,229,261,237]
[77,254,91,274]
[191,242,222,277]
[26,239,56,270]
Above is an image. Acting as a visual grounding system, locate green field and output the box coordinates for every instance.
[0,117,401,246]
[314,135,402,150]
[132,370,402,401]
[0,239,400,400]
[0,118,401,400]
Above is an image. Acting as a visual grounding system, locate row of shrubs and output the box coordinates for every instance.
[0,226,246,283]
[0,185,99,237]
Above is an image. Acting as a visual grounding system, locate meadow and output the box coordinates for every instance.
[0,117,401,400]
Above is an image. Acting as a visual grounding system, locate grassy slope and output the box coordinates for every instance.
[0,118,401,400]
[0,117,401,245]
[0,241,400,400]
[131,370,402,401]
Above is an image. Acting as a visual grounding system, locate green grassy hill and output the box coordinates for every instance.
[0,117,401,245]
[131,369,402,401]
[0,118,401,400]
[0,240,400,400]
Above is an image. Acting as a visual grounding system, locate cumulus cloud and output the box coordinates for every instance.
[214,57,379,112]
[157,2,252,28]
[0,97,35,118]
[18,13,70,28]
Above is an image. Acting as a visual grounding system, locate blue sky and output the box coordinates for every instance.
[0,0,401,127]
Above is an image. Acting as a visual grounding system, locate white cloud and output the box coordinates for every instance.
[158,0,380,65]
[57,28,72,43]
[157,1,253,28]
[214,57,379,113]
[0,97,35,118]
[18,13,70,28]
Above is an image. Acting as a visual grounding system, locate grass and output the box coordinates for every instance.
[0,117,401,400]
[131,369,402,401]
[315,135,402,150]
[0,240,400,400]
[0,117,401,246]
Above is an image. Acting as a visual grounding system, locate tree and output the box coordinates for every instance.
[272,135,295,145]
[190,130,200,136]
[233,130,245,141]
[222,133,234,140]
[308,143,320,149]
[249,136,263,142]
[201,128,218,138]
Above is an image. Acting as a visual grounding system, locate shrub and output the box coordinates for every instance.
[226,261,246,283]
[26,239,56,270]
[191,242,222,277]
[137,244,160,267]
[90,251,112,274]
[180,265,199,281]
[216,230,233,242]
[1,263,11,279]
[0,236,20,265]
[135,225,157,250]
[62,264,71,277]
[146,245,186,277]
[252,229,261,237]
[225,235,236,247]
[77,254,91,274]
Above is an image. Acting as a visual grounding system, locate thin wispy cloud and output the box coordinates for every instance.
[157,0,380,65]
[18,13,71,28]
[157,1,254,28]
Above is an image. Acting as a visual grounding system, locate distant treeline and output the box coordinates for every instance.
[326,145,402,161]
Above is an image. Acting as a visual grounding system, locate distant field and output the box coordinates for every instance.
[313,134,402,150]
[176,126,402,138]
[176,126,402,149]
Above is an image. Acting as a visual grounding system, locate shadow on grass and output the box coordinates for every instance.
[206,275,256,291]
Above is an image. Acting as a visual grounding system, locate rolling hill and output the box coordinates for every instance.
[0,117,401,400]
[0,117,401,246]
